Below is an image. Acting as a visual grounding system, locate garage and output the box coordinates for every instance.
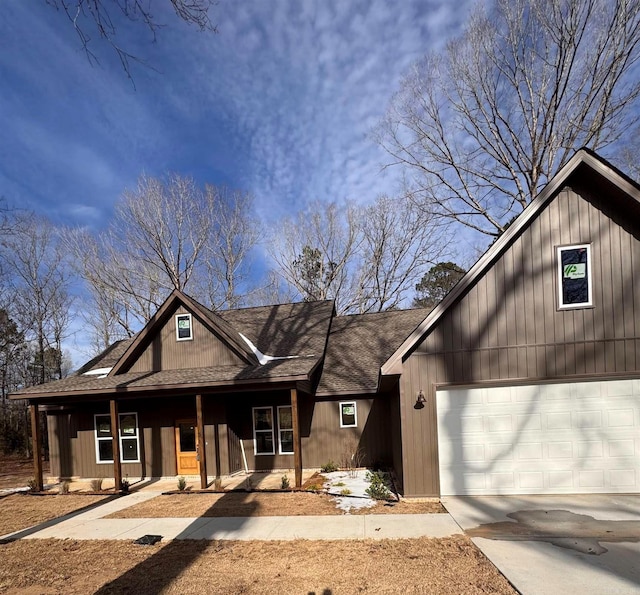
[436,379,640,496]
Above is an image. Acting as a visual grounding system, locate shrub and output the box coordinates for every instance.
[305,483,321,491]
[340,437,364,478]
[333,481,345,487]
[365,471,391,501]
[27,478,38,492]
[90,478,104,492]
[340,488,352,496]
[59,481,70,494]
[280,474,290,489]
[177,476,187,491]
[320,460,338,473]
[120,478,130,493]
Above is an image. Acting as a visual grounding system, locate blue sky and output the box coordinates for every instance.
[0,0,473,228]
[0,0,475,363]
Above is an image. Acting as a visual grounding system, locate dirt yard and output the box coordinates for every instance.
[108,492,444,519]
[0,494,108,536]
[0,537,517,594]
[0,456,50,490]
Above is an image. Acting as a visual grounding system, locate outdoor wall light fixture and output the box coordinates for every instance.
[415,390,426,406]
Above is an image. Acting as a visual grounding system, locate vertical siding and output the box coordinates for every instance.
[130,305,244,372]
[401,184,640,497]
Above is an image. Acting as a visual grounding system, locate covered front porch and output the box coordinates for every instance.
[28,383,309,492]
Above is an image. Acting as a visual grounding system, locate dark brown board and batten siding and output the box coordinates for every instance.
[399,182,640,497]
[129,306,244,372]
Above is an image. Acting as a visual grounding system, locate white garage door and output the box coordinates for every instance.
[437,379,640,495]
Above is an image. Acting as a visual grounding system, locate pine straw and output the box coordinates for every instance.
[106,492,444,519]
[0,494,108,536]
[0,537,516,594]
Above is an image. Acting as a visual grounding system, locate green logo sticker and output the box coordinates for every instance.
[563,263,586,279]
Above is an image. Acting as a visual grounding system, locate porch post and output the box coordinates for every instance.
[29,403,43,491]
[196,394,208,489]
[290,387,303,488]
[109,399,122,491]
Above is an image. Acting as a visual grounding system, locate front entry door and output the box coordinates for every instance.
[175,419,200,475]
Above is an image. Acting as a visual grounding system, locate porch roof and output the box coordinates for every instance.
[11,356,318,399]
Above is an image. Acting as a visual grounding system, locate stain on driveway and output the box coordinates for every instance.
[467,509,640,555]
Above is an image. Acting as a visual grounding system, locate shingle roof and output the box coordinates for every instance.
[14,357,319,398]
[316,308,431,395]
[220,300,334,357]
[11,290,428,400]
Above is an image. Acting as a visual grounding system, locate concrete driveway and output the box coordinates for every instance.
[443,494,640,595]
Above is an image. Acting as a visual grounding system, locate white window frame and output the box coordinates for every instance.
[339,401,357,428]
[557,244,593,309]
[277,405,294,454]
[175,313,193,341]
[94,412,141,464]
[252,406,275,456]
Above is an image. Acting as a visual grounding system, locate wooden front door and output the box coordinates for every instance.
[175,419,199,475]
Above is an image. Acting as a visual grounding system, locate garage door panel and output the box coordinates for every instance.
[437,379,640,495]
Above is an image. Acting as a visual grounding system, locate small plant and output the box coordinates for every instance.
[333,481,346,487]
[365,471,391,501]
[305,483,321,491]
[59,481,70,494]
[280,474,290,489]
[320,460,339,473]
[120,478,130,493]
[177,476,187,491]
[90,478,104,492]
[340,437,365,478]
[339,488,352,496]
[27,478,38,492]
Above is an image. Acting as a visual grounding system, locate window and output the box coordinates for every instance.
[277,406,294,454]
[557,244,592,309]
[175,313,193,341]
[253,407,275,455]
[340,401,357,428]
[94,413,140,464]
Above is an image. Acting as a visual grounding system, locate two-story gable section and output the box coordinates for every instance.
[383,149,640,497]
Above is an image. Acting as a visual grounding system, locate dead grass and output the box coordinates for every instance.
[0,456,50,490]
[0,494,108,536]
[107,492,444,519]
[0,537,517,594]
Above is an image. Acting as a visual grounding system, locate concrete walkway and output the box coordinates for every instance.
[1,491,461,542]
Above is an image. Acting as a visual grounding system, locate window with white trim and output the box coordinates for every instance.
[252,407,275,455]
[277,405,294,454]
[176,313,193,341]
[94,413,140,464]
[339,401,357,428]
[557,244,592,309]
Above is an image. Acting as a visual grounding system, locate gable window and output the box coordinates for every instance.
[253,407,275,455]
[94,413,140,464]
[557,244,592,309]
[340,401,357,428]
[277,406,294,454]
[176,313,193,341]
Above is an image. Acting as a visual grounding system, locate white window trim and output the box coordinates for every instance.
[94,412,141,464]
[339,401,357,428]
[557,243,593,309]
[175,313,193,341]
[252,406,275,456]
[277,405,294,455]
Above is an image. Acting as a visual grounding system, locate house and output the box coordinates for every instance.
[12,149,640,498]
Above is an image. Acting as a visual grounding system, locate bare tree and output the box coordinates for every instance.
[379,0,640,238]
[356,196,449,312]
[269,202,361,312]
[269,197,449,313]
[46,0,216,78]
[69,175,259,348]
[1,213,74,384]
[199,186,260,310]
